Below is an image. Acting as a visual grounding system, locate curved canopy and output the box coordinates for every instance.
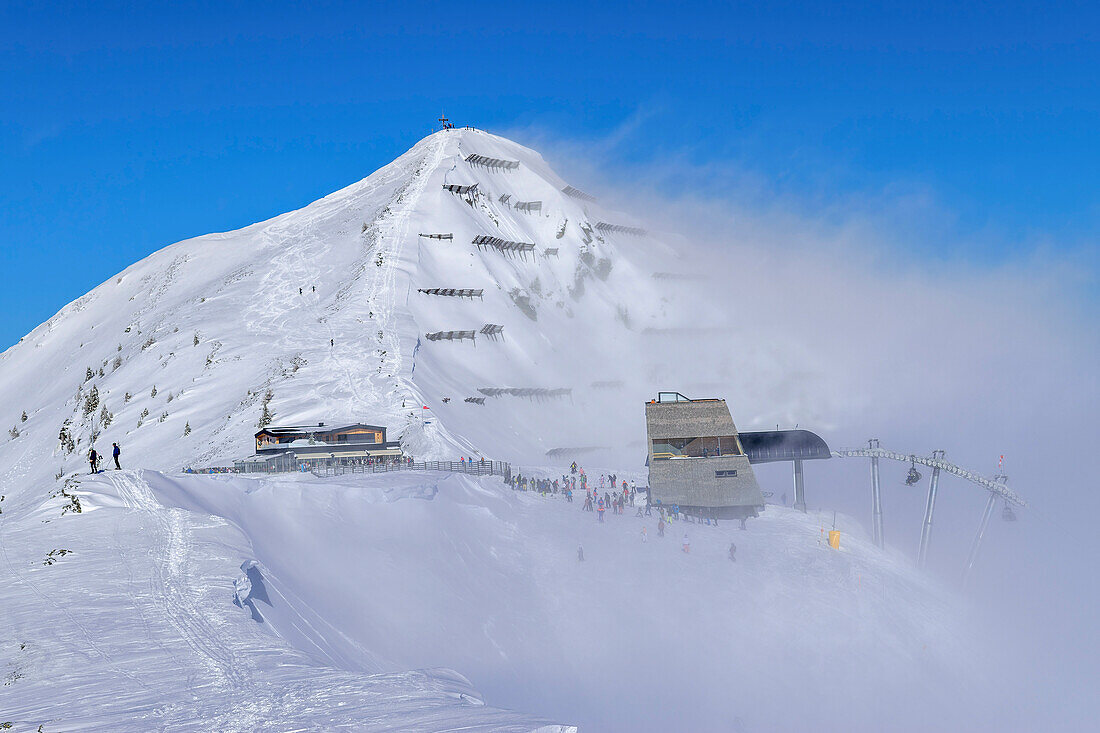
[738,430,831,464]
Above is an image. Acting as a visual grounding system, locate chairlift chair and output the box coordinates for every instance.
[905,457,922,486]
[1002,500,1017,522]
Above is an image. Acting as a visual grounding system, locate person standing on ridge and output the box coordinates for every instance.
[112,442,121,470]
[682,533,691,554]
[728,542,737,562]
[88,447,98,474]
[597,497,605,523]
[658,516,665,537]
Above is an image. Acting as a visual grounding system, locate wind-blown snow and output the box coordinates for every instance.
[0,129,997,731]
[2,468,982,731]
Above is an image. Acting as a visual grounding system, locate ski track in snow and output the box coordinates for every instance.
[109,471,255,695]
[0,470,568,731]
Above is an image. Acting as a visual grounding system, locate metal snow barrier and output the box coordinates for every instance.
[543,247,559,257]
[417,288,484,298]
[562,185,596,202]
[443,183,478,195]
[480,323,504,339]
[652,272,707,281]
[466,154,520,170]
[514,200,542,213]
[473,235,536,258]
[425,330,476,342]
[418,233,454,240]
[545,446,607,458]
[477,387,573,401]
[464,397,486,405]
[590,380,624,389]
[499,193,511,204]
[595,222,646,235]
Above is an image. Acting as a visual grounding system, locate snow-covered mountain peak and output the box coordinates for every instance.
[1,127,665,486]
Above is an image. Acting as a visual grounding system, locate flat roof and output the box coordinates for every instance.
[737,430,831,464]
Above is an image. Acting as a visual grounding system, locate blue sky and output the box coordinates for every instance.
[2,0,1097,349]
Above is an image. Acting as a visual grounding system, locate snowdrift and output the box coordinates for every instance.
[3,468,987,731]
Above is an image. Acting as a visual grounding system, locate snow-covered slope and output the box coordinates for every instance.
[1,468,984,731]
[0,131,997,731]
[0,128,667,478]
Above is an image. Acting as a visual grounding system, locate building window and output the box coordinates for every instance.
[715,470,738,478]
[653,436,743,458]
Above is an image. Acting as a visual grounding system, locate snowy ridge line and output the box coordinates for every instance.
[109,471,254,692]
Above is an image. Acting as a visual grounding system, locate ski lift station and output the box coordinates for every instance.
[235,422,403,472]
[644,392,1029,579]
[644,392,831,520]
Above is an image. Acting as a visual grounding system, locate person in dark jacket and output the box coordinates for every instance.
[89,448,98,474]
[112,442,121,470]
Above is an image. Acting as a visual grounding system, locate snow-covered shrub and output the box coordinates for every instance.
[258,390,275,429]
[58,420,75,454]
[82,386,100,417]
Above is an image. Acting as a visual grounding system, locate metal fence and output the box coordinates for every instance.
[191,456,510,481]
[310,459,510,479]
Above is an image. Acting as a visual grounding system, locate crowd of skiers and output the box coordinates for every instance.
[510,461,740,563]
